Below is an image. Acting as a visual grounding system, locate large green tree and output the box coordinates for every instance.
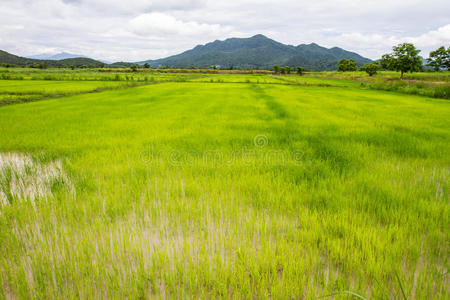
[427,46,450,71]
[383,43,422,78]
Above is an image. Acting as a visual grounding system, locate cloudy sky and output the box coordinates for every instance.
[1,0,449,62]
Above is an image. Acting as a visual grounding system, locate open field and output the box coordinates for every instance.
[0,67,204,82]
[0,80,142,105]
[0,70,449,298]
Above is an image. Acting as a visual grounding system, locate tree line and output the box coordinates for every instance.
[335,44,449,78]
[272,65,305,75]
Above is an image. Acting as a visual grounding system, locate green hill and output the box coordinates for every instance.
[0,50,105,67]
[139,35,372,70]
[0,50,35,65]
[1,35,372,70]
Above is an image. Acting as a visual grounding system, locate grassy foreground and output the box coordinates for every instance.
[0,73,449,298]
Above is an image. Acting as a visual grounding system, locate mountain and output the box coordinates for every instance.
[27,52,86,60]
[139,34,372,70]
[0,50,35,65]
[1,35,372,70]
[0,50,105,67]
[27,52,111,64]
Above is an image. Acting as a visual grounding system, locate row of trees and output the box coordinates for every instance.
[380,44,449,78]
[337,59,381,76]
[335,59,381,76]
[273,65,304,75]
[337,44,450,78]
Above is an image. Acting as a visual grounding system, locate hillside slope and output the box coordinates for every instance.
[0,50,104,67]
[140,35,372,70]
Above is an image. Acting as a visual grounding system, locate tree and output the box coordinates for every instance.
[446,47,450,70]
[131,65,138,72]
[382,43,422,78]
[280,67,286,74]
[361,63,380,76]
[144,63,150,69]
[273,65,280,74]
[337,59,357,72]
[296,67,304,76]
[427,46,450,71]
[379,54,395,70]
[285,66,291,74]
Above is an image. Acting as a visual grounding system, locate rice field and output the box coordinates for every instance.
[0,70,449,299]
[0,80,140,105]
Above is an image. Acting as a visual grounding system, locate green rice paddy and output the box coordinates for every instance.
[0,70,448,299]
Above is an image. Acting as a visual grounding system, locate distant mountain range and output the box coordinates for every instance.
[139,34,372,70]
[1,34,372,70]
[26,52,87,60]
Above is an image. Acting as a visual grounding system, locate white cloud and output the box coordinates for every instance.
[66,0,207,15]
[0,0,449,61]
[129,13,230,37]
[408,25,450,49]
[329,24,450,58]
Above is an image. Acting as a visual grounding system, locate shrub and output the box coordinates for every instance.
[361,63,380,76]
[273,65,280,74]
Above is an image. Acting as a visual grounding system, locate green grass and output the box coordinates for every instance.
[0,67,209,82]
[0,80,148,104]
[0,73,449,299]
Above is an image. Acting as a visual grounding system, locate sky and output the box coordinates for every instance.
[0,0,449,62]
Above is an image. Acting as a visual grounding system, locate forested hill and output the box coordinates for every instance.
[1,35,372,70]
[139,34,372,70]
[0,50,105,67]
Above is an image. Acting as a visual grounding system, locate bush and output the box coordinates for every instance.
[361,63,380,76]
[273,65,280,74]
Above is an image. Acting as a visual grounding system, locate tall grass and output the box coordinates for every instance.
[364,81,450,99]
[309,70,450,100]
